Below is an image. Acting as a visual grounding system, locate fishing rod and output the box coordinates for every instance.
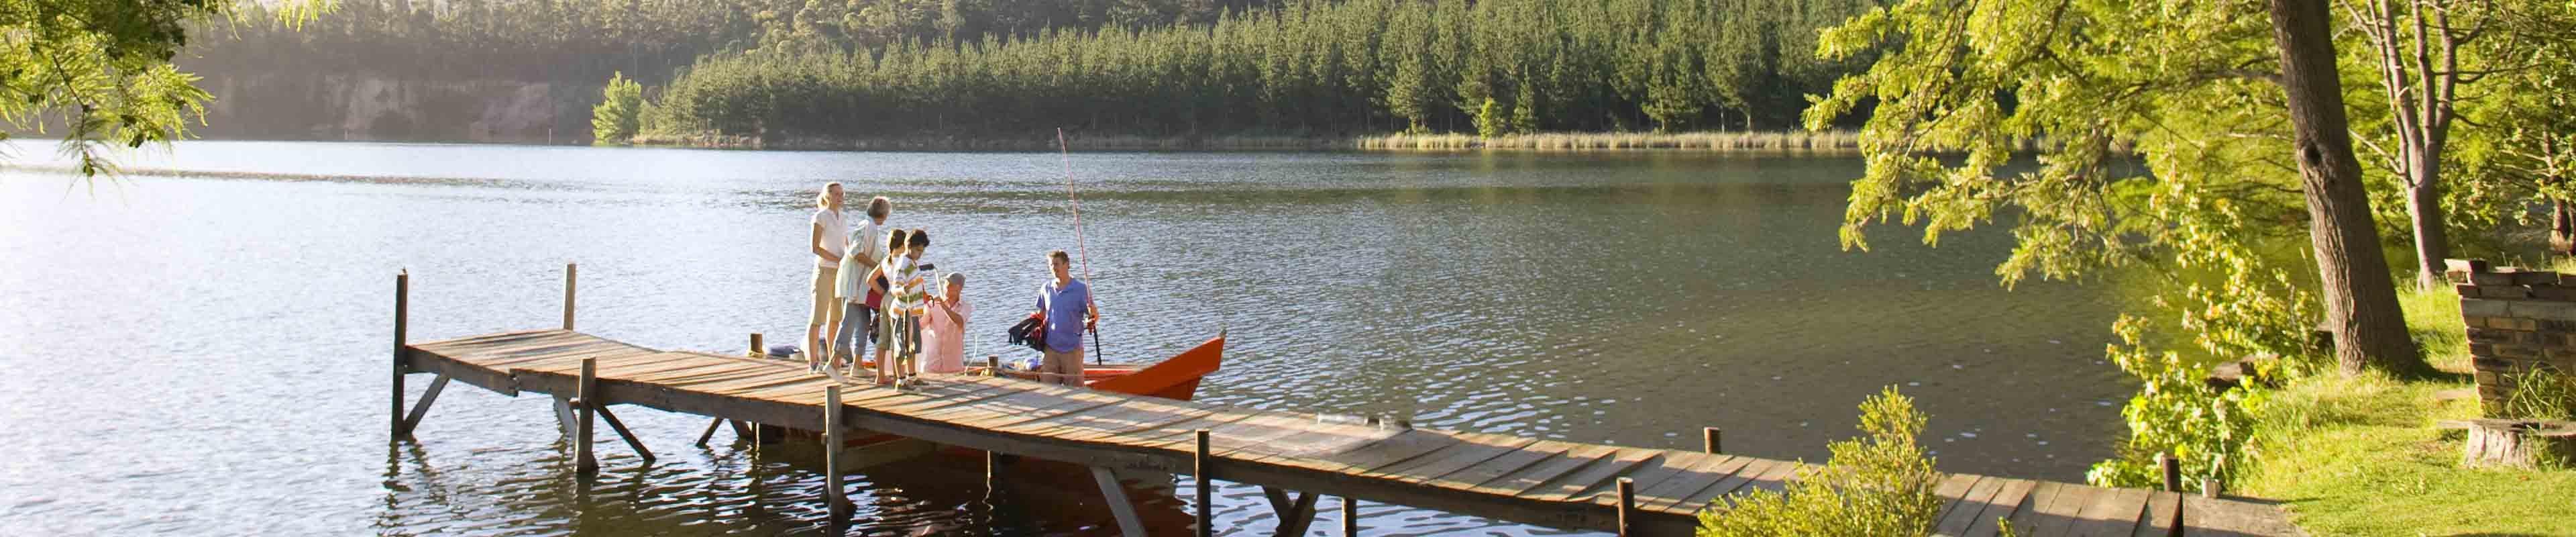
[1057,128,1104,364]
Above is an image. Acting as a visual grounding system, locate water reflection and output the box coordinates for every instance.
[3,141,2123,535]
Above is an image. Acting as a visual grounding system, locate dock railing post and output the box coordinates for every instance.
[562,263,577,331]
[824,385,851,522]
[1194,429,1212,537]
[1615,477,1636,537]
[1703,427,1721,454]
[2157,452,2179,492]
[390,271,409,442]
[575,357,598,477]
[749,332,763,358]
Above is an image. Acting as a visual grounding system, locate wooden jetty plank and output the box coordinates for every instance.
[1672,457,1784,510]
[1115,409,1271,450]
[1523,448,1662,503]
[1933,475,2006,536]
[407,328,561,348]
[1426,440,1585,491]
[1628,453,1748,514]
[1305,430,1464,475]
[1367,433,1543,483]
[2070,486,2152,537]
[2005,481,2080,537]
[1960,478,2041,537]
[2179,495,2301,536]
[1474,444,1625,497]
[914,386,1116,425]
[2131,491,2185,537]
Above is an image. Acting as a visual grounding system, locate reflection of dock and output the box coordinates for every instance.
[384,268,2298,536]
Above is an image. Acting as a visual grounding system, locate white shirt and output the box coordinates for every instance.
[810,208,848,268]
[837,219,885,302]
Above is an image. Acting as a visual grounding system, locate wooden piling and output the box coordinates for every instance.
[391,271,409,442]
[562,263,578,330]
[1615,477,1636,537]
[749,332,763,357]
[1342,496,1358,536]
[1195,429,1212,537]
[575,357,598,477]
[2157,452,2180,492]
[696,417,725,447]
[2202,477,2222,498]
[596,405,655,463]
[824,385,851,521]
[1703,427,1721,454]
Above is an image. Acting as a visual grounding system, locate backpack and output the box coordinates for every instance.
[1006,311,1047,352]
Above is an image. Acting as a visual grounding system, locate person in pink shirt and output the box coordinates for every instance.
[919,272,973,374]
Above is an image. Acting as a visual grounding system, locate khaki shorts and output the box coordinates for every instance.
[808,264,840,326]
[1042,347,1085,387]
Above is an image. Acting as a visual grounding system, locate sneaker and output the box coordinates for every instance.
[824,364,847,383]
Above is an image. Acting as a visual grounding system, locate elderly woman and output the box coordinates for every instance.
[920,272,973,375]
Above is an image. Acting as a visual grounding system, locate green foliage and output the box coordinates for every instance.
[591,71,645,144]
[2499,367,2576,421]
[2241,373,2576,535]
[1,0,331,181]
[630,0,1875,142]
[2086,318,2267,492]
[1697,386,1943,537]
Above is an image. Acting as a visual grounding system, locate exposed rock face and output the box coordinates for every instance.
[197,73,596,144]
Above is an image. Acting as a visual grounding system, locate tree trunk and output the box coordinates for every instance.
[2553,199,2575,256]
[2407,150,2450,289]
[2269,0,2426,375]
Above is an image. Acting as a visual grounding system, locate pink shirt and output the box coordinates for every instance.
[920,297,972,374]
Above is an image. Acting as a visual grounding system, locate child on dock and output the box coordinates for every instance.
[855,229,908,383]
[883,230,932,386]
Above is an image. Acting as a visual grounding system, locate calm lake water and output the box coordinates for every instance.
[0,140,2127,535]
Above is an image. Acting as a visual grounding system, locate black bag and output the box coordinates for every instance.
[1006,311,1047,352]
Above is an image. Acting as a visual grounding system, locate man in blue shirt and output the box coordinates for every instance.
[1036,250,1097,387]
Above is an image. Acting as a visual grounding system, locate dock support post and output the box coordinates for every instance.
[823,385,851,522]
[1615,477,1636,537]
[393,374,450,439]
[696,418,726,447]
[1092,468,1149,537]
[1194,429,1212,537]
[562,263,577,331]
[2157,452,2180,492]
[749,332,763,358]
[1259,487,1319,536]
[2202,477,2221,498]
[1703,427,1721,454]
[574,358,598,477]
[1342,496,1358,536]
[596,405,655,464]
[390,271,409,443]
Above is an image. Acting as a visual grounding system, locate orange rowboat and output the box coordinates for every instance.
[988,333,1224,401]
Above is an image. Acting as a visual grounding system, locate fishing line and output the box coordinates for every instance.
[1057,128,1104,364]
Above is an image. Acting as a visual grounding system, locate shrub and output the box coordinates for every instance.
[2086,318,2261,492]
[591,71,644,145]
[1697,386,1944,537]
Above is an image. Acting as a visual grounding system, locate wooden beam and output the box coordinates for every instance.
[2158,452,2179,492]
[1195,429,1212,537]
[562,263,577,331]
[394,373,451,438]
[551,394,578,438]
[390,271,409,443]
[575,357,597,477]
[824,385,852,522]
[1260,487,1318,537]
[1093,467,1149,537]
[595,404,655,464]
[832,437,941,472]
[696,418,727,447]
[1703,428,1721,454]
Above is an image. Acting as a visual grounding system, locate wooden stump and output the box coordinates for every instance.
[2448,418,2576,469]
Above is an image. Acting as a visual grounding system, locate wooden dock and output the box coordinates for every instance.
[386,270,2302,536]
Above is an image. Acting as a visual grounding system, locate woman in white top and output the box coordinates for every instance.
[828,196,892,376]
[805,183,848,373]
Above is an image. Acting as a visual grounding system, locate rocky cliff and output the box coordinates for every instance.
[196,74,598,144]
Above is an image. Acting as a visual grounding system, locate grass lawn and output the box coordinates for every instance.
[2235,288,2576,536]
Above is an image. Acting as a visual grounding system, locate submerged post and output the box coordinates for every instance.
[824,385,851,521]
[390,271,409,442]
[575,357,598,477]
[562,263,578,331]
[1194,429,1212,537]
[1703,427,1721,454]
[1615,477,1636,537]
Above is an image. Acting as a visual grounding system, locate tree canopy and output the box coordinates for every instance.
[3,0,326,179]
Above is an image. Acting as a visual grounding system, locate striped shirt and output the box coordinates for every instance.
[883,256,930,317]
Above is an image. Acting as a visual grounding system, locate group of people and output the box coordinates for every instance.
[802,183,1098,387]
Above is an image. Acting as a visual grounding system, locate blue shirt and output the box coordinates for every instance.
[1038,279,1091,352]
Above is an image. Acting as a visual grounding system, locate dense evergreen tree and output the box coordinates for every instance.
[637,0,1877,142]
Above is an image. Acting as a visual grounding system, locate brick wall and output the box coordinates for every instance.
[2448,259,2576,413]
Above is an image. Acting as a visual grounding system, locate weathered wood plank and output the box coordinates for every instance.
[2072,486,2151,537]
[2131,491,2184,537]
[2179,495,2300,536]
[1960,479,2038,537]
[1933,475,2005,536]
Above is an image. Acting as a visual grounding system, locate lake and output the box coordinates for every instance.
[0,140,2127,535]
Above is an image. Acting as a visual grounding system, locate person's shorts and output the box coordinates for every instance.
[808,264,839,326]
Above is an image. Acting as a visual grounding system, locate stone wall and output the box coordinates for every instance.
[2447,258,2576,413]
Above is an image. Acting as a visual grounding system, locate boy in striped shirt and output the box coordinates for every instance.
[880,229,932,385]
